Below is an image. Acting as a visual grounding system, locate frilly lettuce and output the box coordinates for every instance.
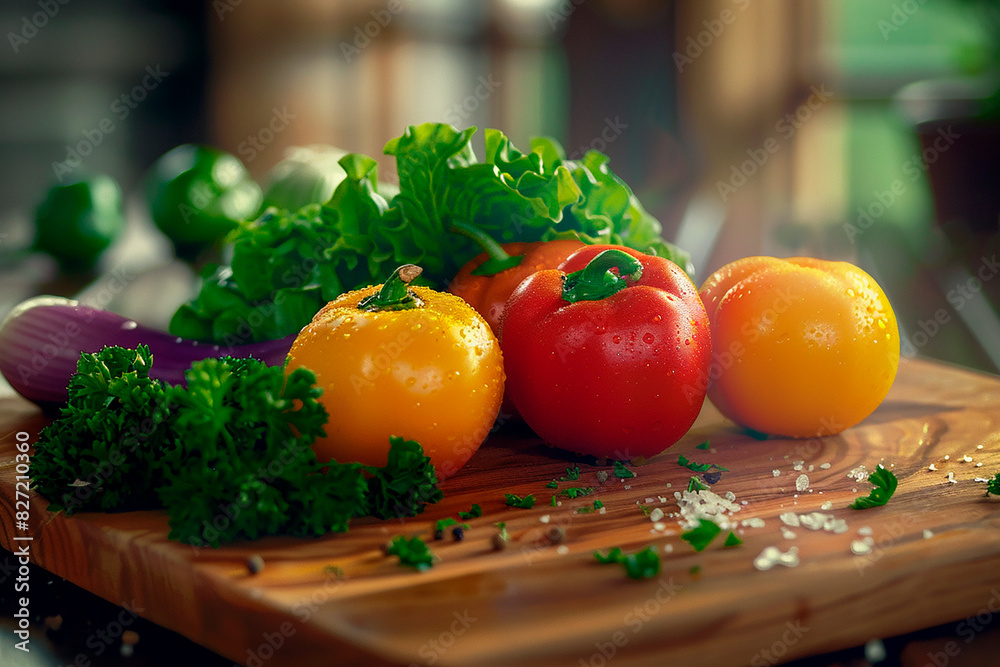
[170,123,692,344]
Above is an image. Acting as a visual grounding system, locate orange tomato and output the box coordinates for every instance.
[699,256,899,437]
[448,239,586,337]
[286,266,505,480]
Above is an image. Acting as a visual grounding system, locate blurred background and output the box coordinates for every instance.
[1,0,1000,375]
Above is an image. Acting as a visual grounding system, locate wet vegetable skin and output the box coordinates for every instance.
[699,256,900,437]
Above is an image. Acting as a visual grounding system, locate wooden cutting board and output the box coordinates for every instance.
[2,356,1000,667]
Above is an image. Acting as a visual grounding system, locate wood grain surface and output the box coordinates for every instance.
[2,356,1000,667]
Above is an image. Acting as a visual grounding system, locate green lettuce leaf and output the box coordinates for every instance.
[171,123,692,344]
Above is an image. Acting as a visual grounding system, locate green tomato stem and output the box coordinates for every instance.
[561,249,643,303]
[450,221,523,276]
[358,264,424,311]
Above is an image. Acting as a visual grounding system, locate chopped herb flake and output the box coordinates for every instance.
[561,466,581,481]
[745,428,769,441]
[678,454,729,473]
[613,461,635,478]
[593,547,624,564]
[681,519,722,552]
[621,546,661,579]
[435,517,459,532]
[723,532,743,547]
[576,499,604,515]
[505,493,536,509]
[458,504,482,520]
[560,486,595,499]
[545,480,558,489]
[687,476,709,492]
[387,535,435,570]
[594,546,661,578]
[696,441,711,450]
[849,464,898,510]
[987,473,1000,496]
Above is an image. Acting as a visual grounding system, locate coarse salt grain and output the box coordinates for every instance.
[556,545,569,555]
[779,512,800,527]
[772,469,781,477]
[742,517,766,528]
[753,546,799,571]
[649,508,665,522]
[928,464,937,471]
[673,488,741,530]
[819,463,831,470]
[923,529,934,539]
[781,527,797,540]
[795,474,809,492]
[821,501,833,510]
[540,515,551,523]
[850,539,873,555]
[946,472,957,484]
[848,466,869,482]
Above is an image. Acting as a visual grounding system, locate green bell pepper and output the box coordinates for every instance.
[33,174,124,271]
[145,144,262,259]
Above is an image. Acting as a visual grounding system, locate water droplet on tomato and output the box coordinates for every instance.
[684,338,691,345]
[642,333,655,344]
[612,335,622,344]
[652,314,662,323]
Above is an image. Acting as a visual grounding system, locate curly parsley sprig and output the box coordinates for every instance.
[31,345,443,547]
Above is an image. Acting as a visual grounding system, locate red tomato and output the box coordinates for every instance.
[500,246,712,460]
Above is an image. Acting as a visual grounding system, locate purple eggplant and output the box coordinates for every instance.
[0,296,295,407]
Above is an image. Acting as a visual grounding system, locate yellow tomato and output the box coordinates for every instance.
[699,256,899,437]
[286,266,505,480]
